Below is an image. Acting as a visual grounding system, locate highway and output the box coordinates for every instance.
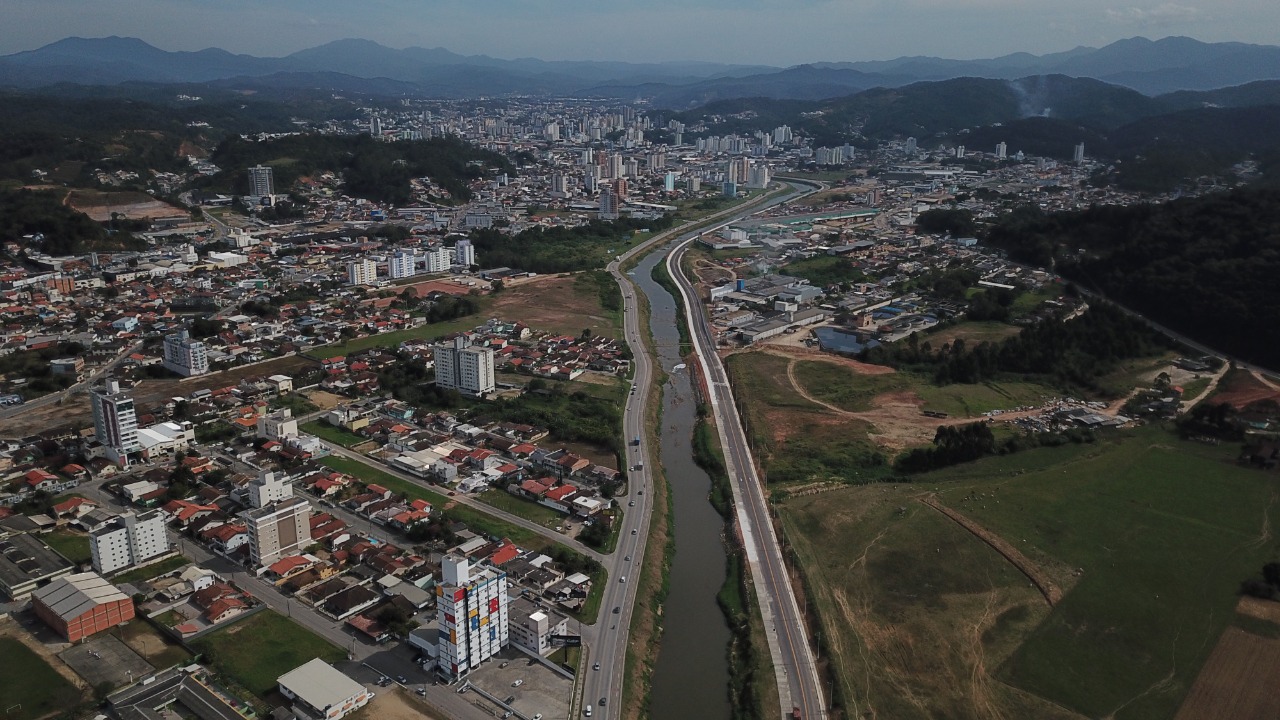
[665,179,829,720]
[580,185,802,718]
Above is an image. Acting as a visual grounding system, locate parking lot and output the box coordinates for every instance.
[466,648,573,720]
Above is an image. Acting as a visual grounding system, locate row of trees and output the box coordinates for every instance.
[467,214,675,273]
[0,189,145,255]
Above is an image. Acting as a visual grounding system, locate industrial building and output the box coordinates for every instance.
[277,659,371,720]
[32,572,134,642]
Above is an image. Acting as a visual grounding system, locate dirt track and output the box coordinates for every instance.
[920,495,1063,607]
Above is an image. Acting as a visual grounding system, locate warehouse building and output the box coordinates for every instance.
[32,572,134,642]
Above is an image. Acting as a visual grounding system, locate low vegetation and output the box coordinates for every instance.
[192,611,346,698]
[0,637,82,719]
[781,424,1280,719]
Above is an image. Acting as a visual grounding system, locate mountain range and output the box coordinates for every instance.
[2,36,1280,105]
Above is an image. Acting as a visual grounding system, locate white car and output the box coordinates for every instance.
[512,679,524,687]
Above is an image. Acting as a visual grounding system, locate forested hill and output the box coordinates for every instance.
[984,187,1280,368]
[205,134,513,205]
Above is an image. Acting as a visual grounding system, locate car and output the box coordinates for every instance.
[448,491,456,496]
[612,606,620,614]
[416,688,427,696]
[504,695,516,704]
[593,662,601,670]
[628,500,635,507]
[624,555,630,562]
[397,675,408,684]
[631,529,637,535]
[637,489,644,495]
[503,712,513,719]
[500,661,509,668]
[512,679,524,687]
[620,576,626,583]
[600,698,607,706]
[533,715,543,720]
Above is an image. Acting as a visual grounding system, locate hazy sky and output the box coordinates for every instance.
[1,0,1277,65]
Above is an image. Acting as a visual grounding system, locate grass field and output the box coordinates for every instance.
[725,352,889,483]
[477,489,564,528]
[111,555,190,585]
[0,637,82,719]
[925,320,1023,348]
[791,359,1057,417]
[301,421,367,448]
[43,530,91,564]
[782,424,1280,720]
[192,610,346,698]
[307,313,486,358]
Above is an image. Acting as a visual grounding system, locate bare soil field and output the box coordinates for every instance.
[488,273,620,338]
[363,687,448,720]
[1173,626,1280,720]
[302,390,347,410]
[1211,368,1280,409]
[66,189,188,222]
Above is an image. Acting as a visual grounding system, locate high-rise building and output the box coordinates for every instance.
[436,556,509,680]
[248,471,292,509]
[905,137,918,155]
[91,380,139,467]
[453,239,476,268]
[423,245,452,274]
[664,172,677,192]
[722,181,738,198]
[434,336,495,397]
[995,142,1008,160]
[773,125,793,145]
[687,177,701,193]
[256,411,298,443]
[370,116,382,137]
[549,173,568,196]
[248,165,274,197]
[163,329,208,377]
[955,145,966,159]
[389,251,418,280]
[598,187,619,220]
[243,496,311,567]
[747,163,771,189]
[90,510,171,575]
[347,258,378,286]
[1073,142,1086,164]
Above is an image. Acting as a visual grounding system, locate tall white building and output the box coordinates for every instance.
[248,471,292,509]
[747,163,771,189]
[90,510,171,575]
[996,142,1008,160]
[389,251,418,280]
[434,336,495,397]
[436,556,509,680]
[370,116,382,137]
[347,258,378,286]
[453,239,475,268]
[91,380,139,467]
[243,496,311,567]
[163,329,208,377]
[248,165,274,197]
[1073,142,1086,164]
[256,411,298,443]
[423,246,452,274]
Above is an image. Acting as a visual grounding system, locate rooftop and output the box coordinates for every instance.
[277,658,366,711]
[33,572,129,621]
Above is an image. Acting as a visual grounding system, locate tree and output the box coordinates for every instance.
[491,279,505,293]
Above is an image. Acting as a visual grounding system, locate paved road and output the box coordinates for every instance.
[0,339,143,421]
[579,185,799,718]
[666,179,830,720]
[318,441,605,562]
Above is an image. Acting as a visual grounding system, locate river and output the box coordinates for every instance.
[633,240,734,720]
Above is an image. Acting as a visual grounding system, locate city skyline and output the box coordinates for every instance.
[0,0,1277,66]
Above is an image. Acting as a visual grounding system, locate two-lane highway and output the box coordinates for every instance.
[665,179,829,720]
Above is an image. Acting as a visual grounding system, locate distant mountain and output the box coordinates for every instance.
[0,36,772,98]
[674,75,1167,146]
[599,36,1280,106]
[2,35,1279,104]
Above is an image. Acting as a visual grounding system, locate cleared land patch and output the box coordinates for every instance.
[1172,626,1280,720]
[487,272,622,339]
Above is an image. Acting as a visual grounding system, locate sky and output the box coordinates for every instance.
[0,0,1277,65]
